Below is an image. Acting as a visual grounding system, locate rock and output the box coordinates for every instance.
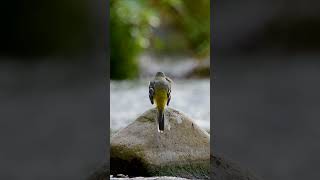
[110,108,210,179]
[87,154,262,180]
[211,154,262,180]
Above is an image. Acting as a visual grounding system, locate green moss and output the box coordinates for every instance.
[111,145,144,161]
[148,160,210,179]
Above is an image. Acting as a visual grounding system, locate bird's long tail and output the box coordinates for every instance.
[157,108,164,132]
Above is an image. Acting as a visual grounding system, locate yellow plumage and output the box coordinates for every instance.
[154,89,168,111]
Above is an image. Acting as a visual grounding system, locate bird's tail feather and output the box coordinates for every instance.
[158,109,164,132]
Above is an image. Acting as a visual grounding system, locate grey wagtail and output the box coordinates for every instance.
[149,72,172,133]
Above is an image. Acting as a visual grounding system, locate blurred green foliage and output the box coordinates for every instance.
[110,0,210,80]
[150,0,210,57]
[110,0,159,79]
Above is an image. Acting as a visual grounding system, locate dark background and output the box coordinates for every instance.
[213,0,320,180]
[0,0,108,180]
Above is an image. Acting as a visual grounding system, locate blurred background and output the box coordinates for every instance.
[0,0,107,180]
[110,0,210,133]
[214,0,320,180]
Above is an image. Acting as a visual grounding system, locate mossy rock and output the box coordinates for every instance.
[87,154,262,180]
[110,108,210,179]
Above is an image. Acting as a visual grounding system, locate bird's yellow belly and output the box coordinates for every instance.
[154,89,167,110]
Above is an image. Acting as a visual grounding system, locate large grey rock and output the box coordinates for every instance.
[110,108,210,179]
[87,154,262,180]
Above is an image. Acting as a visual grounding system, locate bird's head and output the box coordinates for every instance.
[155,71,166,78]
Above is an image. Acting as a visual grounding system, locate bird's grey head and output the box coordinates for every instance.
[155,72,166,78]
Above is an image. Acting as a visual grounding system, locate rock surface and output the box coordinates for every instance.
[87,153,262,180]
[110,108,210,179]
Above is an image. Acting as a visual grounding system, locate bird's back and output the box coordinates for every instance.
[153,78,170,109]
[154,78,170,91]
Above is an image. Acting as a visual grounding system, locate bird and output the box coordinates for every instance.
[148,72,172,133]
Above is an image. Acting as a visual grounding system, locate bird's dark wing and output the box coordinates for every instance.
[149,81,154,104]
[167,85,171,106]
[165,77,173,83]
